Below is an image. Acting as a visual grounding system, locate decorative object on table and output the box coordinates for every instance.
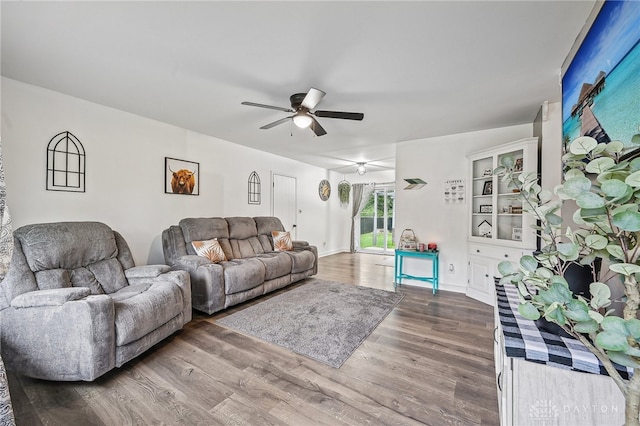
[418,243,425,252]
[497,131,640,424]
[478,220,492,238]
[481,180,493,195]
[318,179,331,201]
[337,180,351,205]
[248,171,261,205]
[165,157,199,195]
[444,178,465,204]
[46,131,86,193]
[483,168,493,176]
[511,227,522,241]
[427,242,438,252]
[403,177,426,190]
[479,204,492,213]
[399,229,417,250]
[216,279,403,368]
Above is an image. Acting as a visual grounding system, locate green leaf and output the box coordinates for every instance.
[569,136,598,155]
[564,299,591,322]
[586,157,616,174]
[606,245,625,260]
[493,166,506,175]
[601,316,628,334]
[585,234,608,250]
[632,133,640,145]
[605,140,625,153]
[574,320,599,333]
[626,170,640,188]
[626,319,640,339]
[556,243,579,261]
[545,213,563,226]
[498,261,517,276]
[607,351,640,368]
[500,156,515,169]
[609,263,640,276]
[561,176,591,198]
[576,192,605,209]
[630,157,640,171]
[601,179,629,198]
[519,255,538,272]
[518,302,540,320]
[595,331,630,351]
[612,210,640,232]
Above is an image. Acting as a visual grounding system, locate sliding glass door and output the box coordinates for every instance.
[359,184,395,254]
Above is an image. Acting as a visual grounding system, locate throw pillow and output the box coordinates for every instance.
[192,238,227,263]
[272,231,293,251]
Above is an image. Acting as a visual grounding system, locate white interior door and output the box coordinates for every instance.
[272,173,297,239]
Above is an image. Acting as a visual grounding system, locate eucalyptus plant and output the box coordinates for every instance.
[497,130,640,425]
[338,181,351,206]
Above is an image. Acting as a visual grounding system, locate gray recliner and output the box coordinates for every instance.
[0,221,192,381]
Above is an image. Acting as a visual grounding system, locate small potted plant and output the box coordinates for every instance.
[497,130,640,425]
[338,181,351,206]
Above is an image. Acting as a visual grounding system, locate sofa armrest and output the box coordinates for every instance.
[11,287,92,308]
[171,256,225,315]
[292,240,310,248]
[174,255,213,270]
[125,265,171,280]
[1,292,115,381]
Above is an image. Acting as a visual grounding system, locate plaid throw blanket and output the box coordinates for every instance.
[495,283,632,379]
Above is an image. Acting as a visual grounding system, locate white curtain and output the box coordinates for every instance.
[350,183,375,253]
[0,140,16,425]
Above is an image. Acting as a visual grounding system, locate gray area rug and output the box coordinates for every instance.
[216,278,404,368]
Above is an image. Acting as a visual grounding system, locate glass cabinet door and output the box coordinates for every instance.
[471,156,494,238]
[495,149,524,242]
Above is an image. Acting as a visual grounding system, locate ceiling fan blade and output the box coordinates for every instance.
[260,116,293,129]
[301,88,326,110]
[310,117,327,137]
[241,101,293,113]
[314,110,364,121]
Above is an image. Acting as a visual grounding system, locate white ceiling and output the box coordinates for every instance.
[1,1,596,174]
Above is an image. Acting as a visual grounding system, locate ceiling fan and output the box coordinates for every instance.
[241,88,364,137]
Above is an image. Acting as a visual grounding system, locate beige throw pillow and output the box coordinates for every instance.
[192,238,227,263]
[272,231,293,251]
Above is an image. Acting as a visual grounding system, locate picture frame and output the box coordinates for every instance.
[482,180,493,195]
[512,227,522,241]
[165,157,199,195]
[514,158,523,172]
[479,205,492,213]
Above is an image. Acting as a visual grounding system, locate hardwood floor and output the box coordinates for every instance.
[6,253,499,425]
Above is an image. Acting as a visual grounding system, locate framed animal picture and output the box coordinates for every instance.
[165,157,199,195]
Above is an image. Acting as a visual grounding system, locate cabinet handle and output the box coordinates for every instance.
[504,254,508,258]
[485,274,489,278]
[493,326,499,344]
[476,249,480,253]
[497,372,502,392]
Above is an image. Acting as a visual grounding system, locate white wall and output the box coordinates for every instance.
[1,78,350,265]
[395,124,534,292]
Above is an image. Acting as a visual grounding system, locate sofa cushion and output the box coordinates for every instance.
[272,231,293,251]
[112,281,184,346]
[254,216,285,235]
[35,269,71,290]
[222,259,265,294]
[70,267,105,295]
[286,250,316,274]
[192,238,227,263]
[226,217,258,240]
[179,218,229,245]
[255,252,292,280]
[228,236,264,259]
[15,222,118,272]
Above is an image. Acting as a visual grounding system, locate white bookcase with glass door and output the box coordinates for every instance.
[466,137,538,306]
[468,137,538,249]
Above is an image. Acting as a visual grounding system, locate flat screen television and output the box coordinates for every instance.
[561,0,640,155]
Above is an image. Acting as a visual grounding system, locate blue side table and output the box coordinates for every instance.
[394,249,439,294]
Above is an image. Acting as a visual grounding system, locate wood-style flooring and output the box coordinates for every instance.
[6,252,499,425]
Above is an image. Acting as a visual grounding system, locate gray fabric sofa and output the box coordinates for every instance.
[162,216,317,314]
[0,222,192,381]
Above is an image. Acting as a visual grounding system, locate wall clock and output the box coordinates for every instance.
[318,179,331,201]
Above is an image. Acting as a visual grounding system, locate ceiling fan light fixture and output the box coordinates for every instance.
[292,112,313,128]
[357,162,367,175]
